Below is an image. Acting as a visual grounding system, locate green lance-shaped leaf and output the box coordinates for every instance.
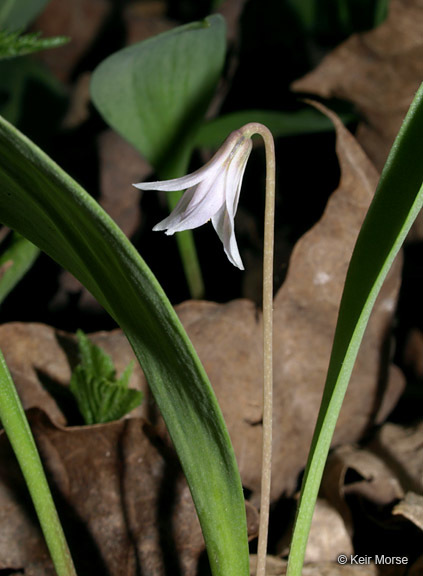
[0,231,39,305]
[0,114,249,576]
[0,349,76,576]
[196,107,357,148]
[91,15,227,299]
[287,85,423,575]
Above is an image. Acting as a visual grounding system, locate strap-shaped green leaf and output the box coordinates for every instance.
[0,231,39,304]
[0,349,76,576]
[0,114,249,576]
[287,85,423,575]
[196,107,357,148]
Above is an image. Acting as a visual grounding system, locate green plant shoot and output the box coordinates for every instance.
[70,330,141,425]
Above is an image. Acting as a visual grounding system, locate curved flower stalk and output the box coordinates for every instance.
[135,123,275,576]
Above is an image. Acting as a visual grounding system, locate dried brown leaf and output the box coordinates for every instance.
[0,110,405,506]
[402,328,423,379]
[393,492,423,531]
[369,421,423,495]
[322,444,404,521]
[52,129,148,312]
[0,323,149,425]
[61,72,92,129]
[302,499,353,563]
[276,499,353,563]
[268,108,404,500]
[151,108,404,504]
[31,0,112,83]
[249,556,379,576]
[0,409,207,576]
[409,555,423,575]
[292,0,423,172]
[123,1,175,46]
[97,130,147,238]
[0,426,54,574]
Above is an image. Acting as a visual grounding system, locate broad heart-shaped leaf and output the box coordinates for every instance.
[0,115,249,576]
[287,86,423,575]
[91,14,226,175]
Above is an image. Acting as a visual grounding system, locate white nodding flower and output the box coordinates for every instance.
[133,128,253,270]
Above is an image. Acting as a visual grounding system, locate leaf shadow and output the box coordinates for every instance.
[119,420,188,576]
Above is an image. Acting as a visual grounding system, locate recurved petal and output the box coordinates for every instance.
[210,139,251,269]
[134,169,208,193]
[133,130,240,192]
[212,205,244,270]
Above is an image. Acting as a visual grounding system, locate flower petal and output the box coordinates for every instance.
[133,130,241,192]
[134,168,211,192]
[153,186,197,232]
[141,128,252,270]
[154,173,226,235]
[212,204,244,269]
[211,139,252,269]
[226,139,252,222]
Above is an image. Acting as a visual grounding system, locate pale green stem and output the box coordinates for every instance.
[160,155,205,300]
[166,190,205,299]
[0,350,77,576]
[244,123,275,576]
